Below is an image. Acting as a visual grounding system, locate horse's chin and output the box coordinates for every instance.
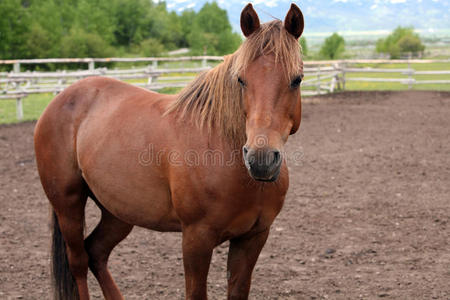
[248,167,281,182]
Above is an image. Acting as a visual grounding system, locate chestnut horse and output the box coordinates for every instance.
[34,4,304,300]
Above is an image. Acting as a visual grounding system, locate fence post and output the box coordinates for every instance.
[152,60,158,69]
[202,46,207,67]
[88,60,95,71]
[316,65,321,95]
[342,62,346,90]
[407,58,413,90]
[57,70,65,94]
[16,97,24,120]
[333,63,340,91]
[13,62,20,73]
[148,75,159,85]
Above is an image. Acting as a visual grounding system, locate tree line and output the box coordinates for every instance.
[0,0,241,60]
[0,0,425,62]
[312,26,425,60]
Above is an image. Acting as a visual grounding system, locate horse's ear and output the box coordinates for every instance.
[240,3,260,37]
[284,3,304,40]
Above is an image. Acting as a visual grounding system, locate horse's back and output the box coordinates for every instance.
[38,76,163,125]
[36,76,169,148]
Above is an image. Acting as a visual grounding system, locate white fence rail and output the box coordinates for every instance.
[1,57,449,120]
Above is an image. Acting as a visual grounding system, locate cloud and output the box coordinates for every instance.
[250,0,280,8]
[165,0,450,32]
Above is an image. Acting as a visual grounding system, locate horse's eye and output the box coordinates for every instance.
[290,75,303,89]
[238,77,246,87]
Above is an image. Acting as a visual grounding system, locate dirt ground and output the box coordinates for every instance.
[0,91,449,299]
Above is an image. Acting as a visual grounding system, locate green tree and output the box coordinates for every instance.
[60,27,114,58]
[145,3,184,50]
[139,38,166,57]
[0,0,246,60]
[111,0,151,47]
[320,33,345,59]
[179,10,197,48]
[75,0,116,44]
[24,23,53,58]
[0,0,30,59]
[26,0,72,58]
[188,2,242,55]
[300,37,308,57]
[376,27,425,59]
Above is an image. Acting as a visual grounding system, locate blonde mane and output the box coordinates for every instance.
[165,20,302,147]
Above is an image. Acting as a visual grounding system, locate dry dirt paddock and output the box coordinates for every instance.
[0,91,449,299]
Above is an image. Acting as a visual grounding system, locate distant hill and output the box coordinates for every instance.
[165,0,450,36]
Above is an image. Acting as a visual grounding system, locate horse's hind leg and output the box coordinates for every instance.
[35,89,93,299]
[85,206,133,300]
[48,180,90,300]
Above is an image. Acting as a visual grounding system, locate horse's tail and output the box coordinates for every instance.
[51,210,80,300]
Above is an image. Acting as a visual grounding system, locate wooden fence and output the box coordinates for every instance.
[1,57,449,120]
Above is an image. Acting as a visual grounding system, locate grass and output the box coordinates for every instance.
[0,94,53,124]
[345,62,450,91]
[1,61,449,124]
[301,62,450,93]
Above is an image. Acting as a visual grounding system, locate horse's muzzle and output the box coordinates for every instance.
[243,146,282,182]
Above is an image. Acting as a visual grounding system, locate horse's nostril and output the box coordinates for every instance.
[273,150,281,165]
[243,146,249,157]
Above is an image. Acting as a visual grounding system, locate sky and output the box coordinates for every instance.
[163,0,450,37]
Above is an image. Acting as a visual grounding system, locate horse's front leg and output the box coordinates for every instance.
[226,229,270,300]
[182,225,216,300]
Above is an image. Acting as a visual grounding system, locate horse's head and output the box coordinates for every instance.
[238,4,304,182]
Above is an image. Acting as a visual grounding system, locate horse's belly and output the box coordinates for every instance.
[82,167,181,232]
[76,105,182,231]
